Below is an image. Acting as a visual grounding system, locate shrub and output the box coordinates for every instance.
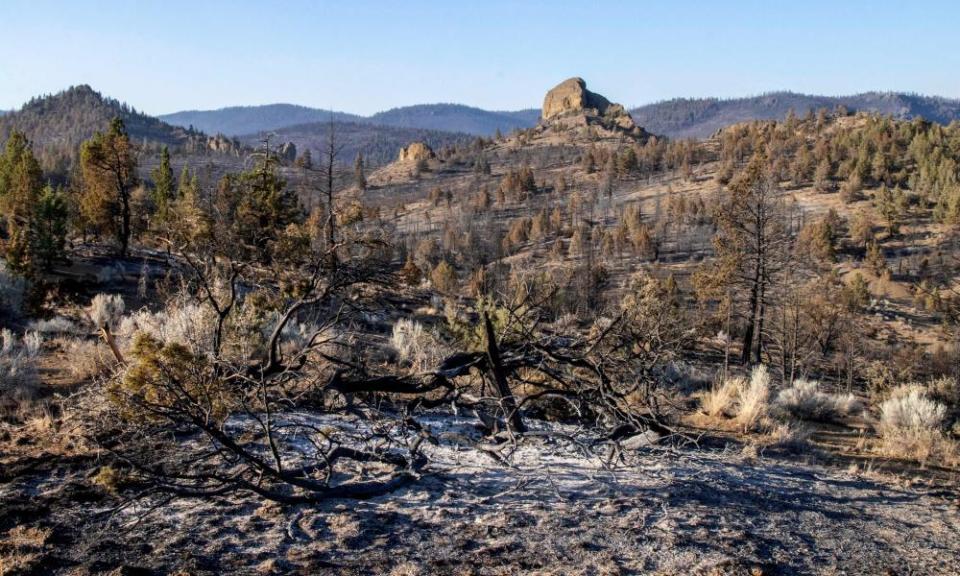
[117,299,218,357]
[0,260,26,317]
[775,379,863,422]
[88,293,125,329]
[28,316,79,335]
[765,420,812,451]
[55,337,108,381]
[878,385,947,462]
[431,260,457,294]
[0,329,42,412]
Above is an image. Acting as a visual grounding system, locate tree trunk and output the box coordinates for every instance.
[741,281,758,365]
[100,324,124,365]
[482,311,525,433]
[120,189,130,258]
[755,277,766,365]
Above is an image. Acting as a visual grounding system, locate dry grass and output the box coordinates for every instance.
[763,420,812,451]
[388,562,424,576]
[0,525,52,574]
[700,376,743,418]
[62,338,109,381]
[326,513,361,545]
[391,318,447,373]
[697,366,810,450]
[734,365,770,432]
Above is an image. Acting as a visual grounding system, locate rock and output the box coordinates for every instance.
[619,430,662,450]
[278,142,297,163]
[206,133,238,155]
[541,77,638,132]
[542,77,613,120]
[398,141,435,163]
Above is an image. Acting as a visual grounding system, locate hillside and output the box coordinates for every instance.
[159,104,363,137]
[0,85,209,154]
[631,91,960,138]
[238,120,476,166]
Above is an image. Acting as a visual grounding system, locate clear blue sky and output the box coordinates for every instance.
[1,0,958,115]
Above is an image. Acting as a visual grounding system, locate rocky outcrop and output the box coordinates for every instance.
[541,77,640,133]
[542,77,614,120]
[206,133,239,155]
[278,142,297,163]
[398,141,435,163]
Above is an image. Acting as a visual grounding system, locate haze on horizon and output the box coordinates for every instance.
[1,0,959,116]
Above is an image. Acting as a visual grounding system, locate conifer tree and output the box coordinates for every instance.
[80,118,139,257]
[30,185,69,270]
[0,131,44,271]
[151,146,175,223]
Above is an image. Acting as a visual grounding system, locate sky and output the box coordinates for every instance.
[1,0,959,116]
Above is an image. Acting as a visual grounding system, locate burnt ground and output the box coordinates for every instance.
[1,413,959,576]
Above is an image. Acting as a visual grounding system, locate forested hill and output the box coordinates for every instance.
[368,104,540,136]
[630,91,960,139]
[161,103,540,137]
[0,85,209,152]
[159,104,364,137]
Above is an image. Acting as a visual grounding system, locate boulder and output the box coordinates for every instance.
[398,141,435,163]
[541,77,638,131]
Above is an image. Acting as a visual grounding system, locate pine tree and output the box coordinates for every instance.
[0,131,44,271]
[619,146,638,175]
[709,150,792,364]
[431,260,456,293]
[80,117,139,257]
[30,185,69,270]
[295,149,313,169]
[151,146,175,223]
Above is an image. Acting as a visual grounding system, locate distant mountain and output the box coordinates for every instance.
[630,91,960,139]
[238,121,475,167]
[159,104,363,138]
[162,103,540,138]
[370,104,539,136]
[0,85,209,155]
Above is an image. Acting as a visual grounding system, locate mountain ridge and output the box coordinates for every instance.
[159,90,960,140]
[160,103,540,138]
[629,90,960,138]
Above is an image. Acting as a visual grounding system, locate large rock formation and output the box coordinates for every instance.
[205,133,242,156]
[398,141,435,163]
[541,77,639,133]
[542,77,613,120]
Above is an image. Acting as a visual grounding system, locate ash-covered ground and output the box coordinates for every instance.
[2,412,958,575]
